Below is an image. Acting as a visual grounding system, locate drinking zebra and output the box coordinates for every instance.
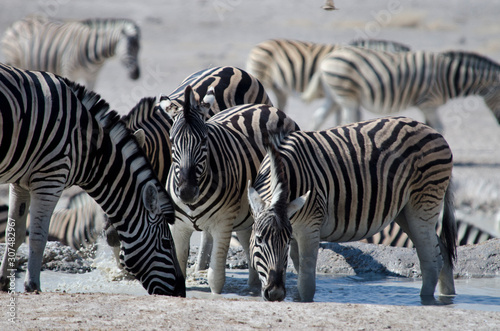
[0,64,184,296]
[1,15,140,90]
[307,46,500,132]
[248,116,456,302]
[167,86,299,295]
[245,38,409,115]
[8,66,273,269]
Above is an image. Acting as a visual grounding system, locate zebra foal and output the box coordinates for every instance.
[167,85,299,295]
[310,46,500,132]
[1,15,140,90]
[0,64,184,296]
[248,117,456,302]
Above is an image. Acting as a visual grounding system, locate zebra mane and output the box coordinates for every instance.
[123,96,158,125]
[64,78,120,128]
[80,18,139,33]
[440,51,500,71]
[267,142,289,217]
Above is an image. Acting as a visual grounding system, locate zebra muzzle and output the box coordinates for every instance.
[262,270,286,301]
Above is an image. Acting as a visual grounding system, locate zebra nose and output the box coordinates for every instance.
[177,185,199,204]
[129,66,140,80]
[263,285,286,302]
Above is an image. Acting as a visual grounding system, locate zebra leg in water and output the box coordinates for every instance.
[0,184,63,291]
[0,186,29,279]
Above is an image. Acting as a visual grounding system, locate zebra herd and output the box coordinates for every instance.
[0,15,498,302]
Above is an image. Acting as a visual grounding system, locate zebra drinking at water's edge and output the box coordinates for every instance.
[0,63,184,296]
[248,117,457,302]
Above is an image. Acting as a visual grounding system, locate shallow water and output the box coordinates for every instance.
[14,268,500,312]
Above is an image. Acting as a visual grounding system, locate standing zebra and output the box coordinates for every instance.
[1,15,140,90]
[248,117,456,302]
[0,64,184,296]
[167,86,299,295]
[245,38,409,115]
[309,46,500,132]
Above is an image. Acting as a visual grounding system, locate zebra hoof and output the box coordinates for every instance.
[24,280,41,293]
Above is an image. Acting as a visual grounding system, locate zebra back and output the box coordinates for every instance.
[246,39,337,96]
[253,116,454,243]
[165,66,273,118]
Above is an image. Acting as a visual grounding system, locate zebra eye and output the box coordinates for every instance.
[255,234,263,246]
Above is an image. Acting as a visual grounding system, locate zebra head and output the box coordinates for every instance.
[170,85,214,205]
[247,146,310,301]
[117,20,140,80]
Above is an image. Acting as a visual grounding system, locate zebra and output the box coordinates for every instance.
[163,65,273,118]
[4,66,273,268]
[306,46,500,132]
[363,219,495,248]
[0,64,184,296]
[245,38,409,116]
[1,15,140,90]
[248,116,456,302]
[167,85,299,295]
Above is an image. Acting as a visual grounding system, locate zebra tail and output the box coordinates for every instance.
[440,180,458,267]
[301,71,323,103]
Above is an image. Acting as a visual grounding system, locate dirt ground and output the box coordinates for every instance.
[1,0,500,329]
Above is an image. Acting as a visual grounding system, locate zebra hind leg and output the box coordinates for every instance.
[399,206,446,297]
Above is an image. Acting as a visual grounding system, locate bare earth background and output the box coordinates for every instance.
[1,0,500,329]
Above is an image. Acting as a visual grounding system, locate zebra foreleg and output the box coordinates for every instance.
[207,226,233,294]
[312,96,345,130]
[170,221,194,278]
[0,185,30,291]
[24,191,62,292]
[420,107,444,133]
[295,233,321,302]
[195,231,213,273]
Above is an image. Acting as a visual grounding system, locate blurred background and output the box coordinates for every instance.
[1,0,500,236]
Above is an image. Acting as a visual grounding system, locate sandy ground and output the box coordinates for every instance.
[1,0,500,329]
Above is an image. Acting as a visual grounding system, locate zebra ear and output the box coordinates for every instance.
[142,182,159,214]
[247,181,265,215]
[286,191,310,218]
[134,129,146,148]
[200,86,215,119]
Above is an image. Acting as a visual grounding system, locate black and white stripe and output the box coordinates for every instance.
[363,219,495,248]
[246,38,409,112]
[0,64,184,296]
[248,116,457,301]
[1,15,140,90]
[166,86,299,295]
[312,46,500,132]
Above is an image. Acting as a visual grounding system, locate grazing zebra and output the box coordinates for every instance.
[248,116,456,302]
[167,85,299,295]
[363,219,495,248]
[308,46,500,132]
[1,15,140,90]
[0,64,184,296]
[245,38,409,114]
